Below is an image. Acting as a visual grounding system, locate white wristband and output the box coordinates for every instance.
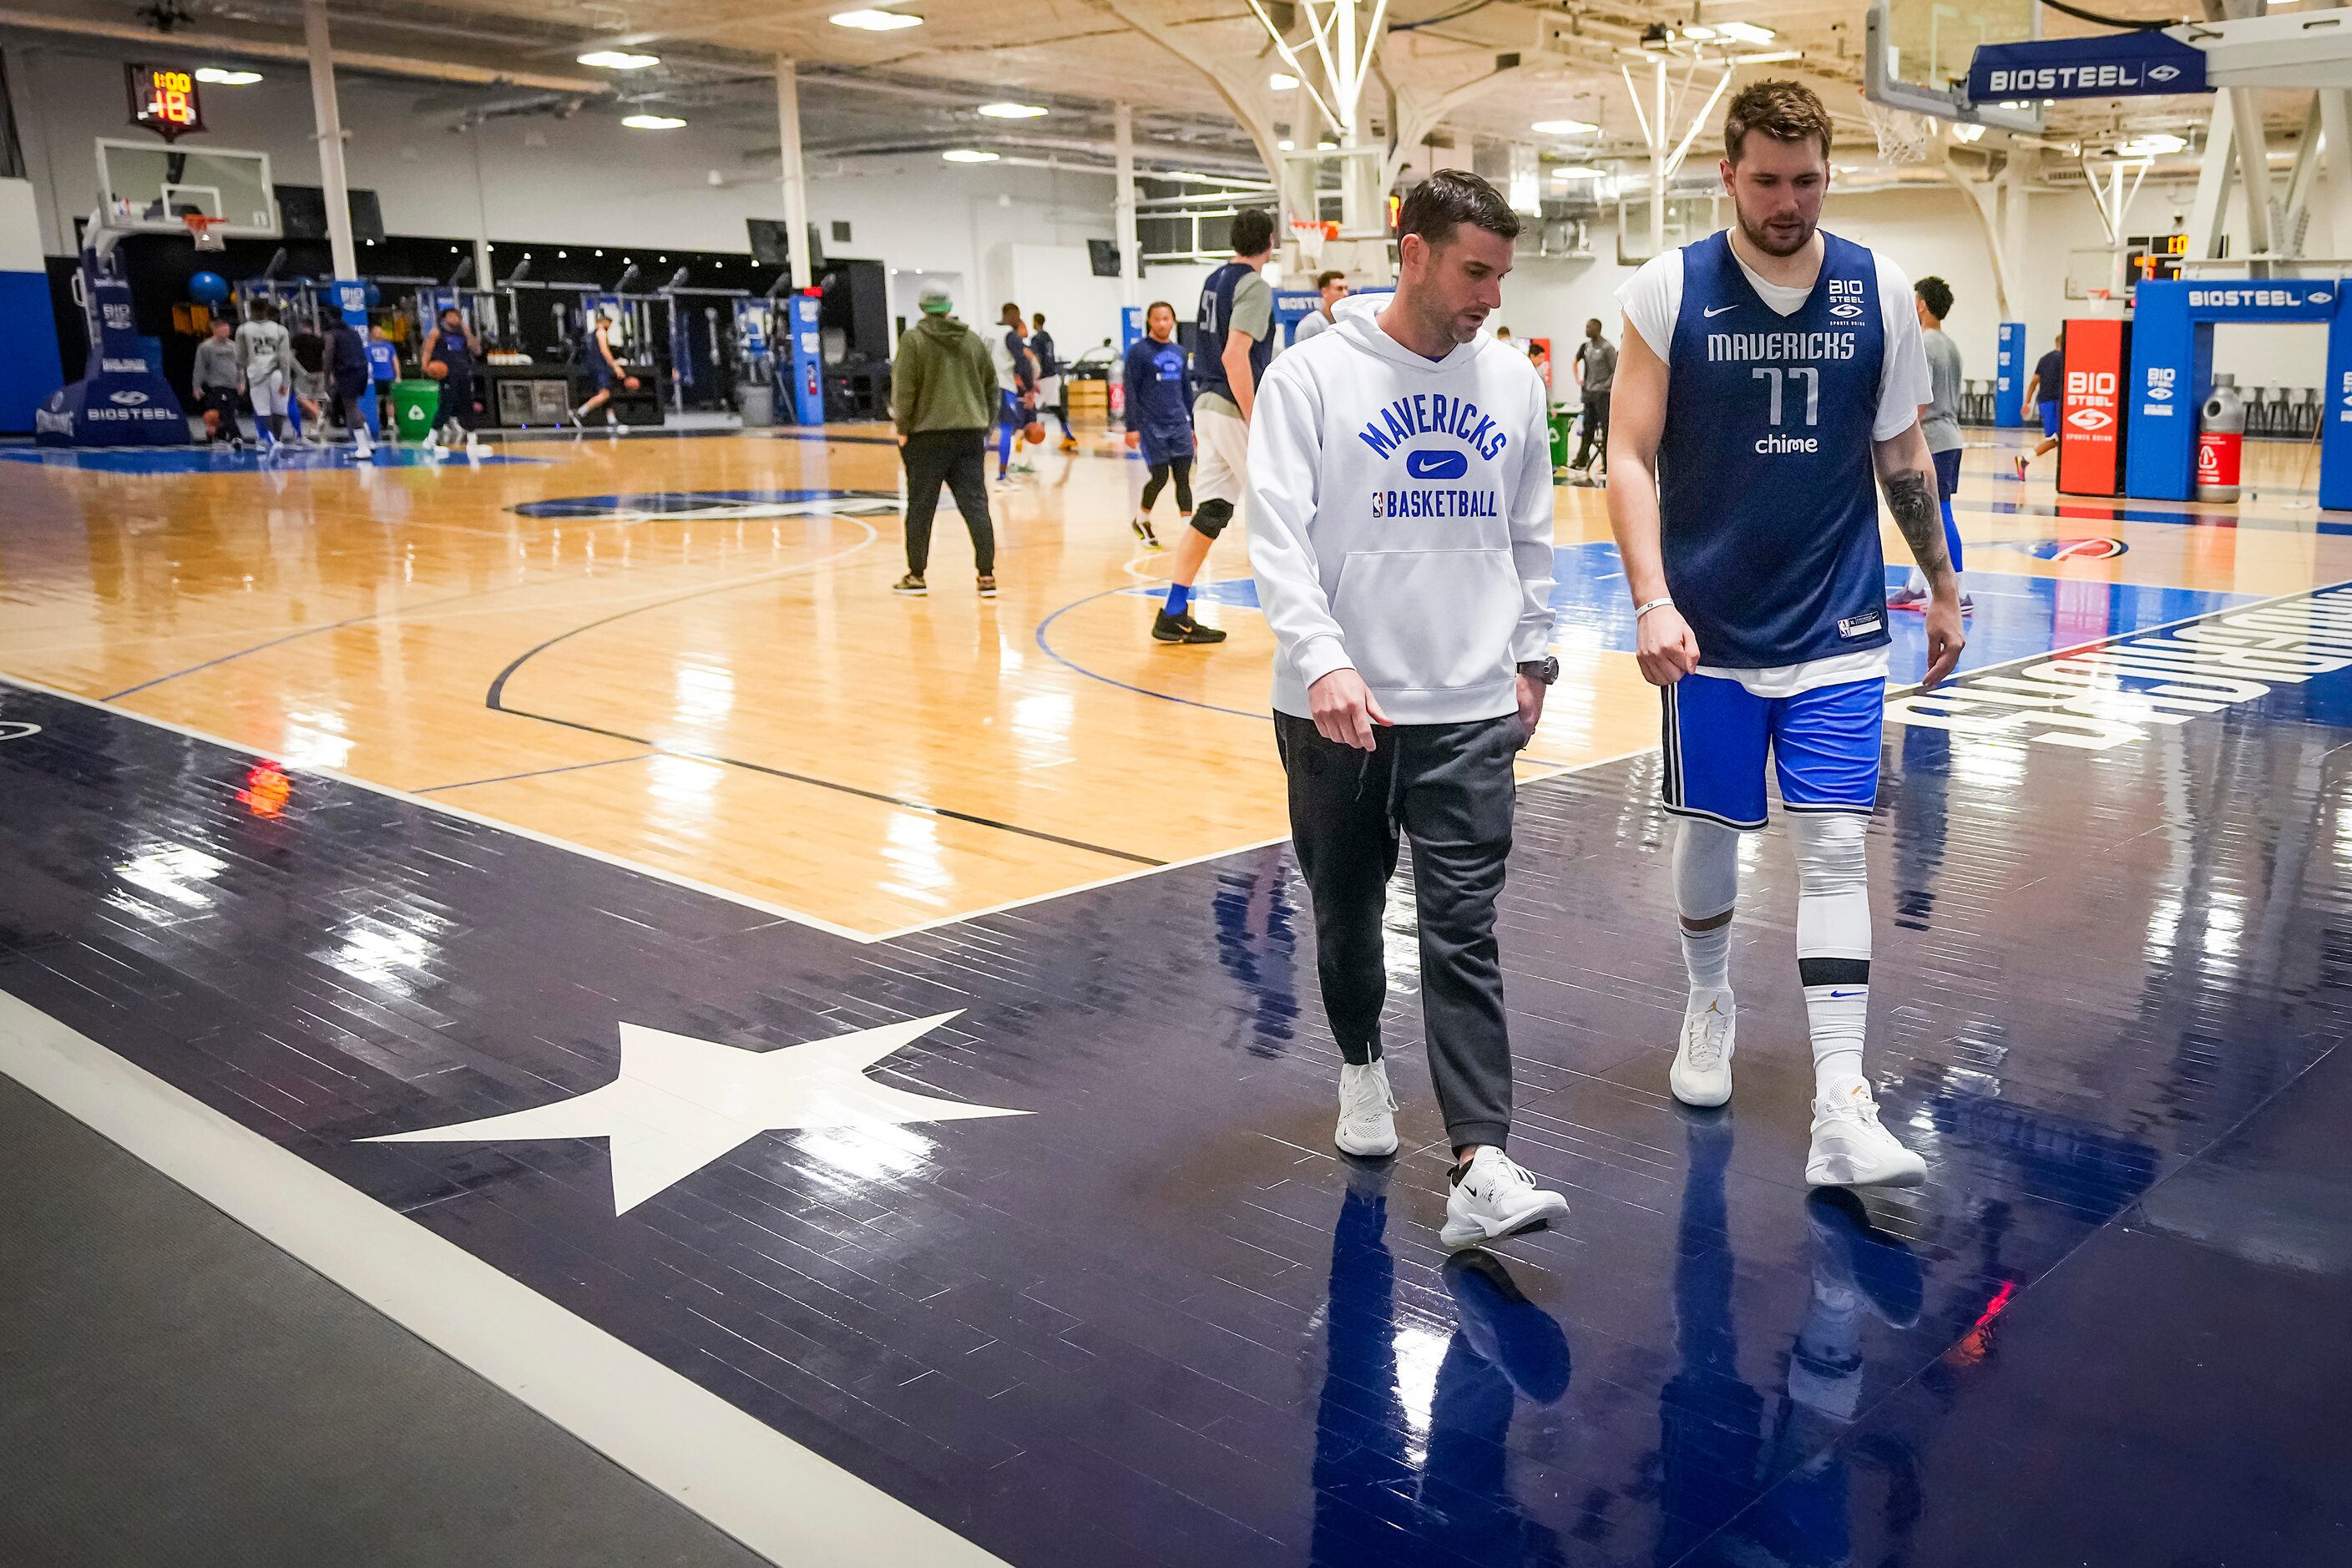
[1635,597,1675,620]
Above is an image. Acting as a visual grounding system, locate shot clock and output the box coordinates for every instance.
[127,63,205,142]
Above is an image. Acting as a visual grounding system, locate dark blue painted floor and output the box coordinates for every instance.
[3,584,2350,1565]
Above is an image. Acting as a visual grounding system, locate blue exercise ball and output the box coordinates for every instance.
[189,271,230,304]
[363,281,382,307]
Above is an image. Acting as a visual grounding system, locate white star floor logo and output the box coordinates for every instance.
[364,1012,1024,1213]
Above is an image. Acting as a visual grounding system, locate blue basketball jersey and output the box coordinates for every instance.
[367,341,398,382]
[1193,260,1271,407]
[431,326,475,382]
[1660,230,1889,668]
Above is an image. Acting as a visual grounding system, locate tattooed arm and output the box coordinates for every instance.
[1874,419,1966,689]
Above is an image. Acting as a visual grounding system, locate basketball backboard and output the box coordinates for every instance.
[1864,0,2044,134]
[95,139,278,238]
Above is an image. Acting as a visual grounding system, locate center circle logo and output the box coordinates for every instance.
[2008,536,2129,561]
[511,488,902,522]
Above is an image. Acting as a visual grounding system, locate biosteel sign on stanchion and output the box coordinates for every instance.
[2058,317,2129,497]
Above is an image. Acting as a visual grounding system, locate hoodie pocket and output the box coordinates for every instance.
[1333,549,1522,692]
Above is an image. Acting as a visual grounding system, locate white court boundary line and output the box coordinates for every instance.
[0,987,1011,1568]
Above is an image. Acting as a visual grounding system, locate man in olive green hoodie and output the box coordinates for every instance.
[891,283,999,598]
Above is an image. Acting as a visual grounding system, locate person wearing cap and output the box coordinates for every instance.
[889,282,1001,599]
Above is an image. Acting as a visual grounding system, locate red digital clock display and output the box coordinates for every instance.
[127,64,205,142]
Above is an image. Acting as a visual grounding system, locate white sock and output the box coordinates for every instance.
[1793,811,1873,1104]
[1674,817,1740,1002]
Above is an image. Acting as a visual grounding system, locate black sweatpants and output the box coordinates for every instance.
[1571,389,1610,470]
[1274,711,1522,1152]
[901,427,995,576]
[1141,455,1193,514]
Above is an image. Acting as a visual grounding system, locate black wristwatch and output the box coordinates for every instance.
[1518,656,1560,686]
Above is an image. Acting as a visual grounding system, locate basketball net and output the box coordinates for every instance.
[1859,98,1936,165]
[1292,219,1336,268]
[183,214,228,252]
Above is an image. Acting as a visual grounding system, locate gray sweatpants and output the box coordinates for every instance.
[1273,711,1521,1152]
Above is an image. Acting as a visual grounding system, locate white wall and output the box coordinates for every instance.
[4,40,1125,351]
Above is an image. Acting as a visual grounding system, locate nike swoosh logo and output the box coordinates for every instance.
[1828,989,1865,999]
[1702,304,1738,318]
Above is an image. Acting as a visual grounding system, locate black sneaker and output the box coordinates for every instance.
[1152,608,1227,644]
[976,575,998,599]
[1131,517,1160,549]
[893,574,928,597]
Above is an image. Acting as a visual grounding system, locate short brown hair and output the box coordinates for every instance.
[1398,169,1521,249]
[1722,79,1834,164]
[1314,270,1346,291]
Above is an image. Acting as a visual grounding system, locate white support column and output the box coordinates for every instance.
[2228,87,2277,273]
[1113,102,1141,306]
[2188,99,2238,260]
[774,56,812,291]
[2321,90,2352,255]
[302,0,357,279]
[1650,58,1667,255]
[465,128,493,289]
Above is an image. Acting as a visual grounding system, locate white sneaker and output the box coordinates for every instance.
[1440,1146,1569,1251]
[1335,1059,1398,1157]
[1670,990,1737,1108]
[1805,1087,1927,1189]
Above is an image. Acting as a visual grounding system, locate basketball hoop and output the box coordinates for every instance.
[1291,219,1337,268]
[183,214,228,252]
[1859,97,1936,165]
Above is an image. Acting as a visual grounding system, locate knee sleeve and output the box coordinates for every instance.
[1673,816,1741,923]
[1191,497,1232,540]
[1790,812,1871,975]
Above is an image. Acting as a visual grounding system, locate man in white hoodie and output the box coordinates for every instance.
[1249,169,1569,1252]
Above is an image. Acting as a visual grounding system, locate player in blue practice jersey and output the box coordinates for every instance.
[1607,80,1965,1191]
[1151,208,1276,645]
[1120,301,1194,549]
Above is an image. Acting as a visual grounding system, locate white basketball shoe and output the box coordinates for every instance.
[1670,989,1737,1108]
[1334,1059,1398,1157]
[1805,1085,1927,1189]
[1440,1146,1569,1252]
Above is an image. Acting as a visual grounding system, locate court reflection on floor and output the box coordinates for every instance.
[1308,1162,1573,1565]
[1658,1118,1928,1568]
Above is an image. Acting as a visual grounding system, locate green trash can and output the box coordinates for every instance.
[1549,410,1575,471]
[391,379,440,441]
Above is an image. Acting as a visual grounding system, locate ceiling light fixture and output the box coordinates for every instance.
[577,50,660,69]
[1731,49,1803,64]
[978,102,1048,118]
[2117,132,2188,157]
[1680,25,1716,39]
[1551,166,1606,180]
[1277,138,1295,150]
[622,114,686,129]
[830,8,924,29]
[1269,72,1298,90]
[194,67,262,84]
[1717,21,1776,44]
[943,148,1000,162]
[1531,118,1599,135]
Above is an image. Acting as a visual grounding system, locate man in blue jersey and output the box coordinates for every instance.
[1607,79,1964,1190]
[1151,208,1275,645]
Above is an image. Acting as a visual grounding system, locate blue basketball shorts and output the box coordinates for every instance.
[1661,673,1885,831]
[2040,401,2060,438]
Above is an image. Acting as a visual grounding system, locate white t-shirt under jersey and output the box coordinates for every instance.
[1616,235,1934,696]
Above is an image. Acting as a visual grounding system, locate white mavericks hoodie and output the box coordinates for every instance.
[1247,293,1556,726]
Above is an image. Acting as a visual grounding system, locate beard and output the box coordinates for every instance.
[1736,204,1815,259]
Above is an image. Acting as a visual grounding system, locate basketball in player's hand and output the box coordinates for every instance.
[1024,421,1046,445]
[623,376,640,392]
[425,360,448,380]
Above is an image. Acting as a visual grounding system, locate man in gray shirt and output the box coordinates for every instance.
[1892,276,1970,610]
[1570,316,1616,476]
[1290,269,1348,346]
[190,317,245,447]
